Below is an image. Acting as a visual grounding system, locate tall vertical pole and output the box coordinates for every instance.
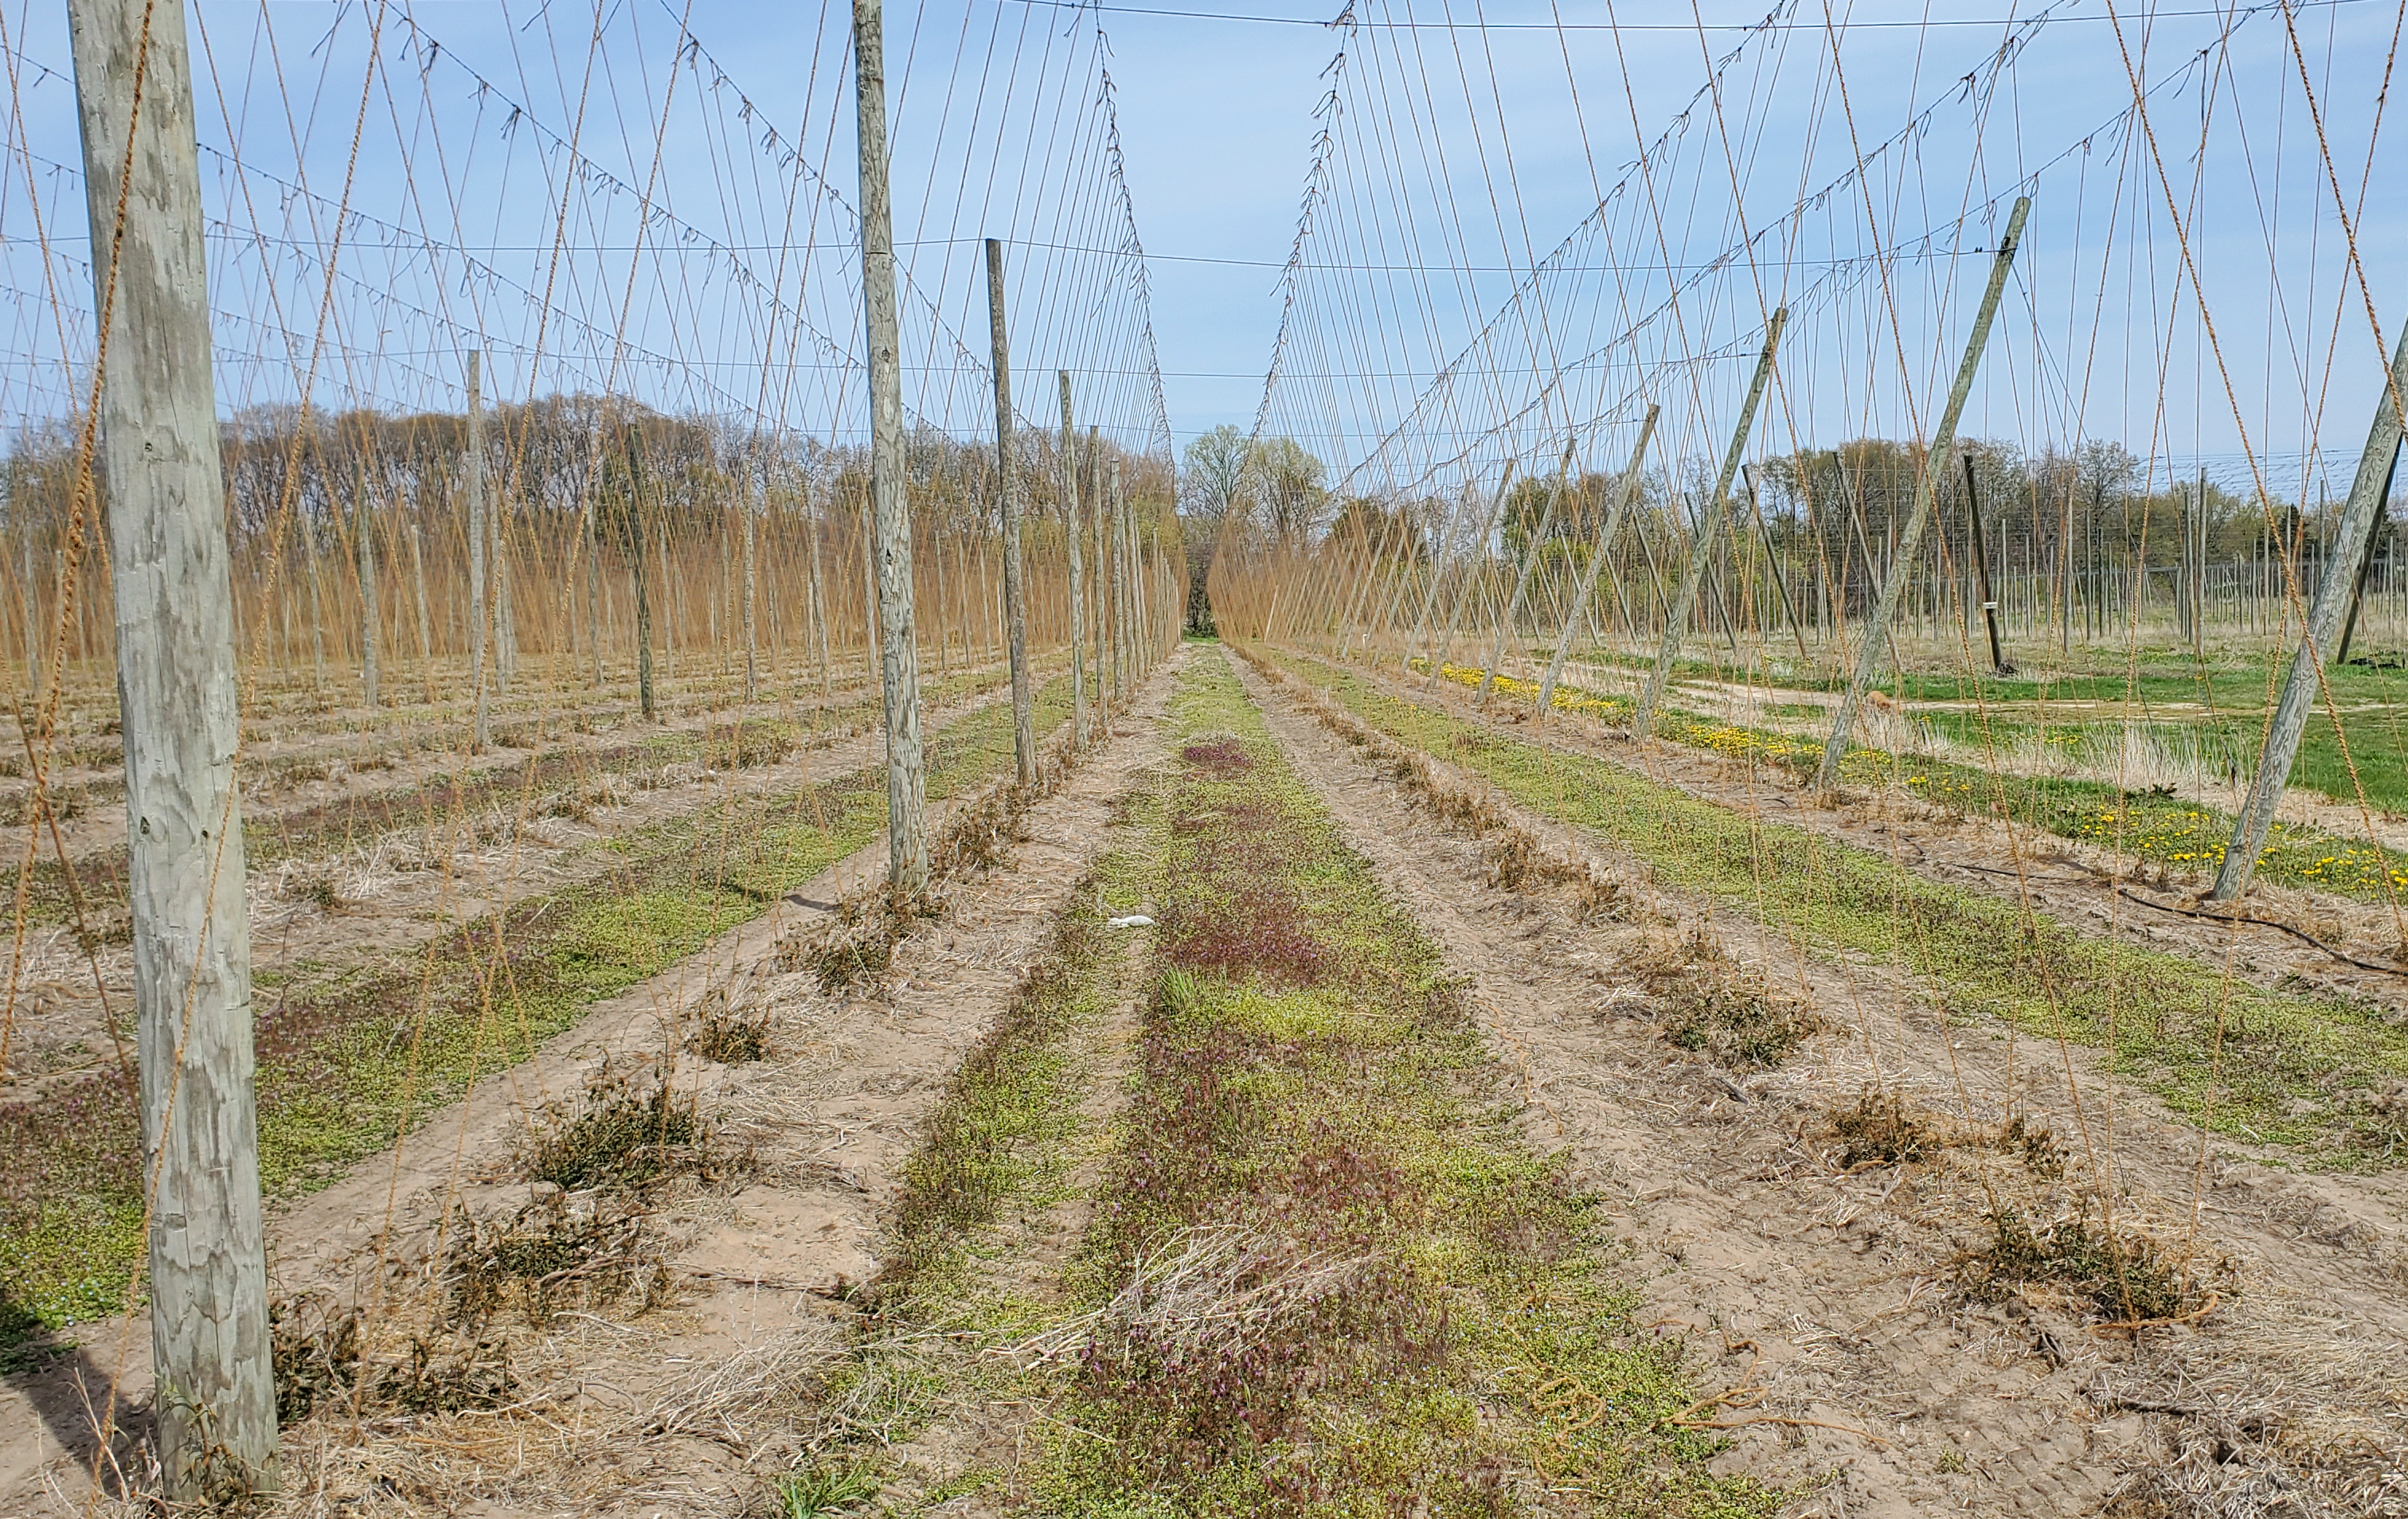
[584,490,604,689]
[986,237,1037,787]
[356,461,380,707]
[465,349,489,749]
[1059,371,1088,747]
[408,522,433,703]
[494,480,514,693]
[856,0,928,894]
[1963,451,2008,674]
[1541,406,1658,712]
[742,486,760,704]
[1478,443,1576,699]
[1108,455,1128,704]
[66,0,277,1490]
[624,424,658,720]
[1816,196,2029,789]
[805,476,832,696]
[2214,316,2408,900]
[1633,307,1786,735]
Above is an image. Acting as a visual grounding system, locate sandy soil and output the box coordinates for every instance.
[1237,652,2408,1517]
[0,654,1178,1518]
[1,675,1017,1091]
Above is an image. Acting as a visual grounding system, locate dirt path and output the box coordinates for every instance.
[1332,652,2408,1012]
[1235,652,2408,1517]
[0,654,1180,1517]
[2,674,1015,1093]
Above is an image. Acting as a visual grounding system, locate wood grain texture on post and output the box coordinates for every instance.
[65,0,280,1492]
[854,0,928,893]
[986,237,1038,787]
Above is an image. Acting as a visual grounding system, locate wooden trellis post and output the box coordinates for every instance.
[1060,372,1089,747]
[2213,315,2408,900]
[986,236,1038,787]
[856,0,928,893]
[1816,196,2030,790]
[1539,404,1659,712]
[66,0,279,1490]
[1633,306,1786,736]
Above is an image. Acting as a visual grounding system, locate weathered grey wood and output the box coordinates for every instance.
[742,492,759,704]
[2214,315,2408,900]
[1540,405,1659,712]
[855,0,928,894]
[304,524,326,693]
[985,238,1037,786]
[1961,450,2009,674]
[408,522,433,701]
[494,483,515,694]
[1478,443,1576,700]
[1634,307,1786,736]
[584,497,603,688]
[1059,372,1089,746]
[805,478,832,696]
[465,349,490,749]
[1816,196,2029,790]
[624,424,658,721]
[356,463,379,707]
[1108,455,1128,704]
[2334,451,2396,666]
[66,0,278,1490]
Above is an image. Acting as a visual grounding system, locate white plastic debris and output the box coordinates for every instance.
[1107,914,1155,928]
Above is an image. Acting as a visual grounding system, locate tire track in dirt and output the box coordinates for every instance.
[1235,650,2408,1519]
[0,656,1179,1514]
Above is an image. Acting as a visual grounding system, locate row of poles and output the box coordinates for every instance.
[37,0,1175,1496]
[1226,189,2408,908]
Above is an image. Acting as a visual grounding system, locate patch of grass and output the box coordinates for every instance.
[1030,654,1778,1513]
[773,1464,882,1517]
[1270,649,2408,1163]
[518,1062,725,1193]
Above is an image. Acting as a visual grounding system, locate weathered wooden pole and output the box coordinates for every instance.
[584,489,604,689]
[1109,455,1129,702]
[1477,443,1576,700]
[856,0,928,893]
[2336,448,2400,666]
[1962,451,2010,674]
[2213,316,2408,900]
[493,482,515,694]
[408,522,434,702]
[1633,306,1787,736]
[1059,371,1089,746]
[356,462,380,707]
[804,476,832,696]
[465,349,490,748]
[66,0,278,1490]
[624,424,658,720]
[1816,196,2030,789]
[1540,404,1658,712]
[985,237,1038,787]
[742,490,760,704]
[303,522,326,693]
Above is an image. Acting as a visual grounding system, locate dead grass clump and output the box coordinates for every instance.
[1957,1205,2218,1324]
[281,867,344,912]
[519,1061,730,1193]
[1485,826,1629,920]
[1631,928,1817,1068]
[270,1291,518,1420]
[1829,1088,1944,1168]
[692,1005,770,1064]
[445,1193,672,1331]
[715,721,797,769]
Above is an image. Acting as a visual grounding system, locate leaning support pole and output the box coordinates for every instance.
[1816,195,2030,791]
[1633,307,1787,736]
[985,237,1037,787]
[2211,314,2408,901]
[1060,371,1089,747]
[1540,404,1659,713]
[66,0,279,1491]
[856,0,928,894]
[1478,443,1577,700]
